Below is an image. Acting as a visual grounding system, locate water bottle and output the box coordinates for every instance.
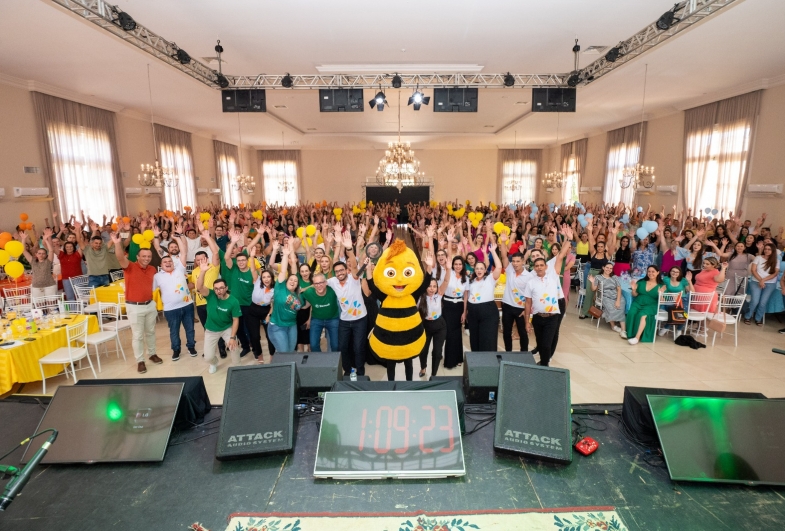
[350,368,357,382]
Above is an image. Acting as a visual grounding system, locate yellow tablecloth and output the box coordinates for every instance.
[0,315,99,395]
[94,280,163,311]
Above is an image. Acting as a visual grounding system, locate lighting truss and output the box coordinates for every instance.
[51,0,744,91]
[578,0,744,86]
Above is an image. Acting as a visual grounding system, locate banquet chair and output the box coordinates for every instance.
[84,302,127,371]
[3,285,31,299]
[715,279,729,297]
[4,294,32,313]
[708,294,745,347]
[68,274,89,293]
[38,318,95,393]
[33,294,64,314]
[74,285,101,314]
[576,268,585,309]
[101,298,131,337]
[58,300,84,315]
[684,292,716,343]
[653,291,683,343]
[110,270,124,282]
[590,277,604,329]
[734,274,748,297]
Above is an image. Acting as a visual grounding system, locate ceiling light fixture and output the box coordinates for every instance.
[605,44,623,63]
[172,45,191,65]
[281,74,294,88]
[277,132,295,193]
[567,38,583,88]
[391,74,402,89]
[232,113,255,195]
[407,87,430,111]
[216,73,230,89]
[503,72,515,87]
[543,114,565,189]
[656,4,681,31]
[376,92,425,191]
[621,64,655,190]
[111,7,136,31]
[138,64,176,189]
[369,87,387,111]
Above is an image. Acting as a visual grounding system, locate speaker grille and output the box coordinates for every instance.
[216,364,297,459]
[271,353,340,393]
[494,362,572,463]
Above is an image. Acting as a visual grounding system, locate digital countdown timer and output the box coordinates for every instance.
[314,391,465,479]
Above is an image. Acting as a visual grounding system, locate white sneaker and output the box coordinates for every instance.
[612,326,621,333]
[620,331,628,339]
[208,363,218,374]
[658,329,669,337]
[628,338,639,345]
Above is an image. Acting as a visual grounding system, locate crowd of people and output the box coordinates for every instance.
[2,199,784,379]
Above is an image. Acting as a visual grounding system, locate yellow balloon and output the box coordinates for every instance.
[467,212,476,222]
[4,261,24,279]
[0,249,9,266]
[200,212,210,222]
[333,207,343,216]
[306,224,316,236]
[132,234,144,245]
[471,220,480,228]
[474,212,484,222]
[296,227,305,238]
[138,242,151,249]
[4,240,24,259]
[493,222,504,234]
[143,229,155,241]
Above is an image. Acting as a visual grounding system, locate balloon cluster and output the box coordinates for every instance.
[333,207,343,221]
[635,220,659,241]
[703,207,719,221]
[467,211,484,228]
[0,231,25,279]
[17,213,33,231]
[131,229,155,249]
[493,222,511,236]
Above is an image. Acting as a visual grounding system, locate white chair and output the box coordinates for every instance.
[685,291,716,343]
[38,319,96,393]
[100,299,131,338]
[74,285,101,314]
[110,270,124,282]
[576,268,586,309]
[0,296,3,312]
[715,279,729,297]
[69,275,89,290]
[709,294,745,347]
[58,300,84,315]
[33,294,64,314]
[653,291,683,343]
[4,294,32,313]
[3,285,31,299]
[590,277,604,329]
[84,302,127,371]
[734,274,748,297]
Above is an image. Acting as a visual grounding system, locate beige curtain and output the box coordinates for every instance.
[497,149,541,205]
[154,124,197,212]
[258,150,302,205]
[213,140,241,206]
[32,92,125,219]
[682,90,761,214]
[603,122,646,206]
[560,139,588,204]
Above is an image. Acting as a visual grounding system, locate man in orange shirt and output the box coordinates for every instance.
[110,233,163,373]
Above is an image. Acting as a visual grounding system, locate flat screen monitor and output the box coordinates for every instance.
[22,383,184,464]
[648,395,785,486]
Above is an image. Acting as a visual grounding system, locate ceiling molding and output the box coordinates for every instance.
[675,72,785,110]
[0,71,124,112]
[315,64,485,74]
[300,131,498,137]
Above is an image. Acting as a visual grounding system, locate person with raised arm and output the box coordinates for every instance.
[196,266,241,374]
[498,228,532,352]
[22,228,57,299]
[266,239,303,353]
[466,241,502,351]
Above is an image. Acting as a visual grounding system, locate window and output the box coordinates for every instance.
[604,143,639,206]
[687,124,751,214]
[501,159,537,205]
[47,123,118,221]
[160,142,197,212]
[217,154,241,206]
[262,160,299,205]
[562,156,580,205]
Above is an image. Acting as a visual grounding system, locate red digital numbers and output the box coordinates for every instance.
[419,405,436,454]
[438,405,455,453]
[358,408,368,452]
[373,406,393,454]
[362,403,455,455]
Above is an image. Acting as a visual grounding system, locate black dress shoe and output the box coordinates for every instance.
[239,348,251,358]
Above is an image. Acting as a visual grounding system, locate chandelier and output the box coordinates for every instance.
[139,64,177,188]
[274,131,295,193]
[376,92,425,191]
[232,114,256,194]
[620,64,655,191]
[542,113,564,189]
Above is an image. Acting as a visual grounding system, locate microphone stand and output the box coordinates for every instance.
[0,428,58,511]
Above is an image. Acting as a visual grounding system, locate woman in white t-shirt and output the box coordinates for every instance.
[441,256,470,369]
[467,243,502,352]
[744,243,781,325]
[416,278,447,378]
[249,269,276,362]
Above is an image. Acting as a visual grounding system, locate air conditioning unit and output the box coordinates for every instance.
[580,186,591,193]
[144,187,163,195]
[747,184,783,195]
[13,187,50,198]
[655,185,678,194]
[0,188,5,198]
[197,188,209,195]
[209,188,221,195]
[125,187,142,195]
[591,186,602,192]
[635,187,654,195]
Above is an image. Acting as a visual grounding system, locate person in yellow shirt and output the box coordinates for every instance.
[189,232,223,357]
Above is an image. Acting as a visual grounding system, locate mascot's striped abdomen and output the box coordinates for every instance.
[370,302,426,361]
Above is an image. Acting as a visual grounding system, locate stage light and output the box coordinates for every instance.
[503,72,515,87]
[392,75,402,89]
[407,90,430,111]
[605,46,622,63]
[567,71,582,88]
[656,4,680,30]
[216,73,230,89]
[369,90,387,111]
[173,47,191,65]
[281,74,294,88]
[112,7,136,31]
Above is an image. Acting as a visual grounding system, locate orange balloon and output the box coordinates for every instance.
[116,216,122,222]
[0,232,11,240]
[111,223,118,231]
[122,217,130,223]
[239,203,245,209]
[19,213,28,221]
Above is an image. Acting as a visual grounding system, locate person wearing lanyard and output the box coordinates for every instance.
[499,231,532,352]
[301,273,340,352]
[466,243,502,352]
[109,233,162,374]
[196,273,241,374]
[442,256,469,369]
[417,277,447,378]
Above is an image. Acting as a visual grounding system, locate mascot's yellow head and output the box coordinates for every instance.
[373,240,423,298]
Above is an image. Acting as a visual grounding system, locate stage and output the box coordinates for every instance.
[1,398,784,530]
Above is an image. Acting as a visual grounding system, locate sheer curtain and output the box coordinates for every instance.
[559,139,586,204]
[154,124,197,212]
[603,123,645,206]
[32,92,125,220]
[497,149,541,205]
[259,150,301,205]
[214,140,241,206]
[683,90,761,215]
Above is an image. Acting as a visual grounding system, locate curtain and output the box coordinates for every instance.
[213,140,241,206]
[497,149,541,205]
[603,122,646,206]
[560,139,587,204]
[154,124,197,212]
[559,143,572,204]
[258,150,301,205]
[683,90,761,215]
[32,92,125,220]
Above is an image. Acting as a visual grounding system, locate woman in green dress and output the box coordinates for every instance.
[626,265,665,345]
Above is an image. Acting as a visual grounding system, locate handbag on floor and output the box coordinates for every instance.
[707,315,727,333]
[588,305,603,319]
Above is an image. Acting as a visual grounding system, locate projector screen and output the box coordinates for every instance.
[22,383,183,464]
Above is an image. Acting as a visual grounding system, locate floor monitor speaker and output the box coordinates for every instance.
[493,361,572,463]
[463,352,535,403]
[270,353,340,396]
[216,364,299,460]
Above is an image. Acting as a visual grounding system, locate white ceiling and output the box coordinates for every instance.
[1,0,784,150]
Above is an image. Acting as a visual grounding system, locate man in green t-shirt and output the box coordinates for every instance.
[302,273,340,352]
[196,272,241,374]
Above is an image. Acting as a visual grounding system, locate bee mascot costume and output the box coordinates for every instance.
[366,240,432,381]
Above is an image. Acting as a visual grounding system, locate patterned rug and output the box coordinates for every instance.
[191,508,628,531]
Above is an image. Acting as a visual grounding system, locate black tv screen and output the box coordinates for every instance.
[648,395,785,486]
[22,383,183,464]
